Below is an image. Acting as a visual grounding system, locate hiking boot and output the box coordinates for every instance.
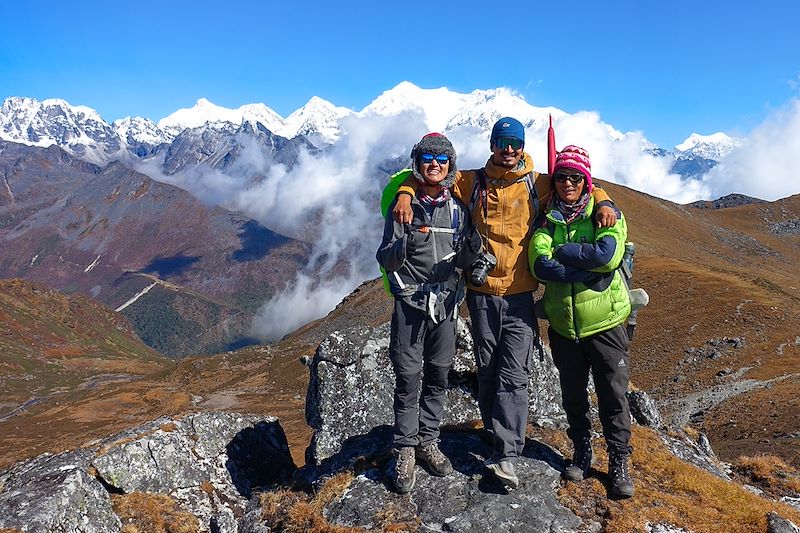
[416,441,453,476]
[564,435,593,481]
[608,450,634,498]
[485,458,519,489]
[393,447,416,494]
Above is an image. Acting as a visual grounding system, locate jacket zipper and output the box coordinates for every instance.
[567,221,580,341]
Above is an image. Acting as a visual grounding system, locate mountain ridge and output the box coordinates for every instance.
[0,84,745,170]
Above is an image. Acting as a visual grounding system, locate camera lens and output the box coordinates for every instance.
[470,268,488,286]
[469,252,495,287]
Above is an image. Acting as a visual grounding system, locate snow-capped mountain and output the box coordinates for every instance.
[113,116,171,146]
[362,81,567,135]
[284,96,352,146]
[0,96,123,165]
[157,98,285,138]
[675,132,745,161]
[668,132,747,181]
[112,116,171,158]
[160,120,316,175]
[0,86,748,185]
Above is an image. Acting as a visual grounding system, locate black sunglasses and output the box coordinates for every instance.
[494,137,523,151]
[554,172,585,185]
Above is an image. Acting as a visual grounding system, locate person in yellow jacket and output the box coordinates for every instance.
[392,117,616,488]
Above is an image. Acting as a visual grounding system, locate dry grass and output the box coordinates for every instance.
[259,473,362,532]
[555,426,800,533]
[256,469,418,532]
[111,492,200,533]
[311,472,356,509]
[734,455,800,497]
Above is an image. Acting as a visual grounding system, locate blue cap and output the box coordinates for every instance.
[491,117,525,145]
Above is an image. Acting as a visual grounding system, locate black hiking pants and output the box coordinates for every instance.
[389,298,456,448]
[549,324,632,455]
[467,291,536,462]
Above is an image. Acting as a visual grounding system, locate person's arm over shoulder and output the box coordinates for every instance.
[534,173,554,214]
[529,225,599,283]
[591,186,612,204]
[591,186,617,227]
[555,208,627,273]
[376,199,408,272]
[396,176,419,199]
[393,177,418,224]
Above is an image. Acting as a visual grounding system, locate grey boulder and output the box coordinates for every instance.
[0,450,122,533]
[304,321,564,466]
[92,412,296,532]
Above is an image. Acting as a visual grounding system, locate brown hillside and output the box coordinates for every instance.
[0,279,170,418]
[0,274,393,468]
[601,183,800,468]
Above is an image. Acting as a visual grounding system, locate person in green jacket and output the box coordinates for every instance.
[528,145,634,499]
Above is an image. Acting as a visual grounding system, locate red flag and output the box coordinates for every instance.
[547,114,556,175]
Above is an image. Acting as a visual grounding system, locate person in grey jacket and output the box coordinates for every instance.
[377,132,480,493]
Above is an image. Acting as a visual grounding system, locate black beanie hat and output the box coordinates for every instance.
[409,132,457,188]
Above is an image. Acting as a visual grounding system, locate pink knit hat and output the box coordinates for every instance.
[553,145,593,191]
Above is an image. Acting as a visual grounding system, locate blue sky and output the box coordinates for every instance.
[2,0,799,148]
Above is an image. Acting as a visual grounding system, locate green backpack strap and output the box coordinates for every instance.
[381,168,413,218]
[380,169,414,296]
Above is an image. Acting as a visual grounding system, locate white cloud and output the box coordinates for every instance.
[703,99,800,201]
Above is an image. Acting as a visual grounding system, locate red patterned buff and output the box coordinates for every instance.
[553,145,593,191]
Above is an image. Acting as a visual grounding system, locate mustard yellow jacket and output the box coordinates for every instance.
[398,153,611,296]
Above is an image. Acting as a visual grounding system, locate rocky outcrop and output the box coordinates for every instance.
[0,450,122,533]
[688,193,766,209]
[304,320,565,466]
[4,322,800,532]
[628,389,664,428]
[93,412,295,531]
[660,429,730,480]
[769,511,800,533]
[321,431,583,532]
[0,412,295,533]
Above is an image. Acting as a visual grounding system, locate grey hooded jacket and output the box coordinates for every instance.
[377,193,480,321]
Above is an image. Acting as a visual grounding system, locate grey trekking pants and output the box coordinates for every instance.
[549,324,632,455]
[389,298,456,448]
[467,290,536,462]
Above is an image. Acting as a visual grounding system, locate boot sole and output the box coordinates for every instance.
[486,463,519,489]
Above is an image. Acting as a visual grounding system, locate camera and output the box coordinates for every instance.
[469,252,497,287]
